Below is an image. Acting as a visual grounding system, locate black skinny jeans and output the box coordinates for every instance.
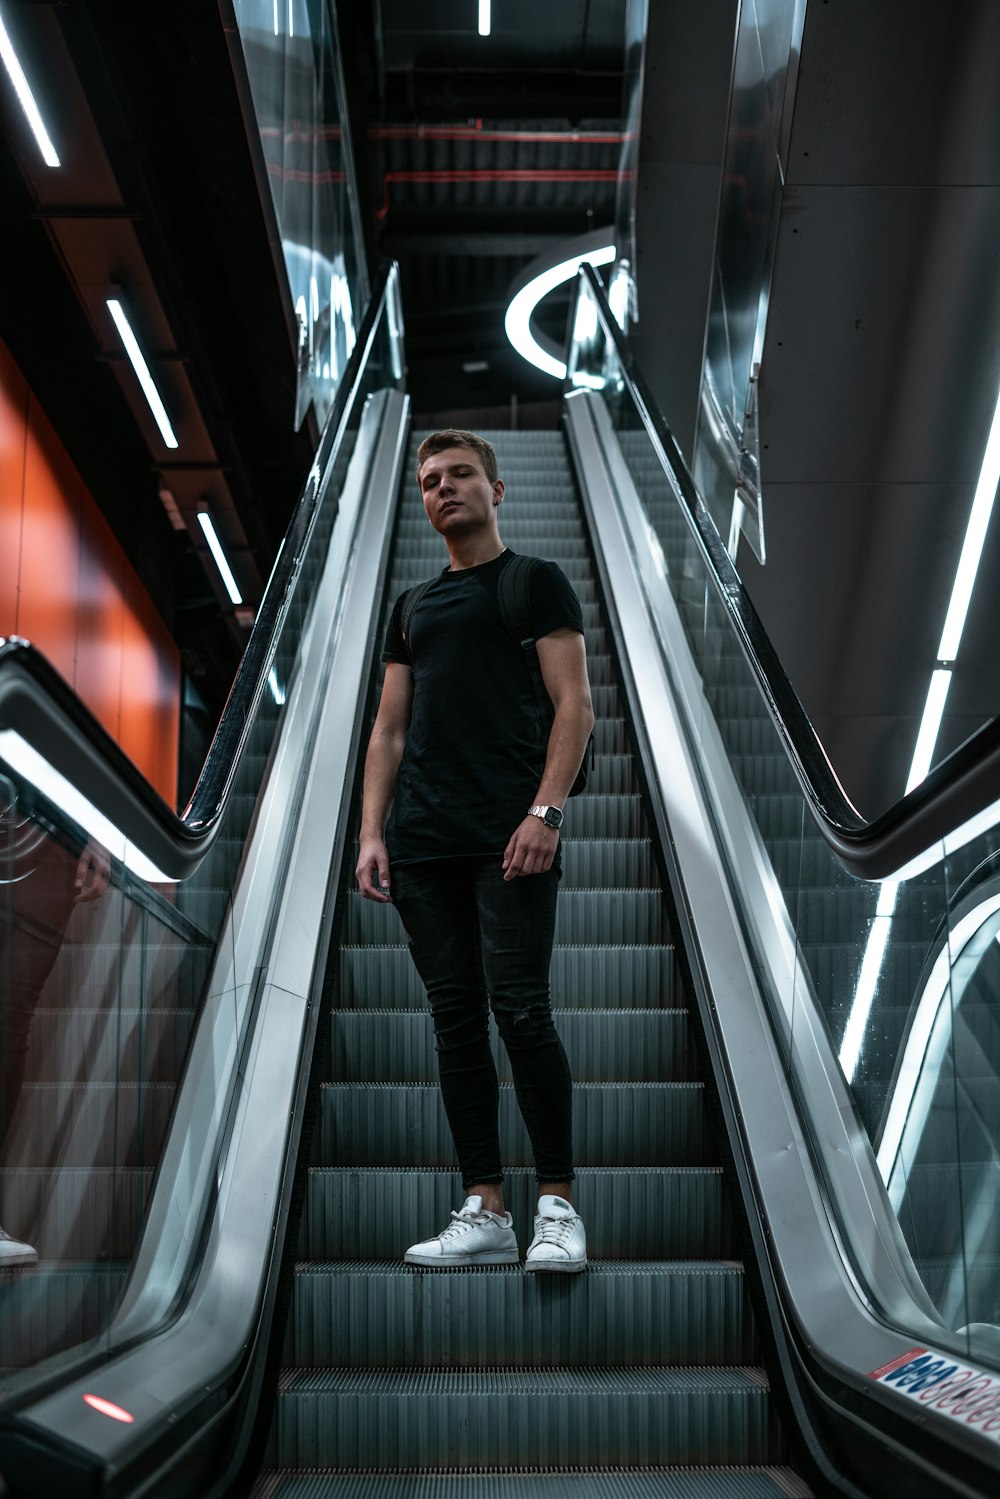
[392,856,574,1189]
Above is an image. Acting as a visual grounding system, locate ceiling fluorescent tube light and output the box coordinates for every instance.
[197,511,243,605]
[0,12,60,166]
[106,299,178,449]
[505,243,615,379]
[937,381,1000,661]
[478,0,491,36]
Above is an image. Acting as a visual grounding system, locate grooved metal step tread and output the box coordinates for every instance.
[0,1167,153,1258]
[249,1467,813,1498]
[269,1365,778,1469]
[329,1009,695,1083]
[0,1264,128,1368]
[285,1260,755,1367]
[316,1083,713,1168]
[344,888,670,946]
[338,944,683,1010]
[5,1083,177,1167]
[301,1166,736,1260]
[25,1009,194,1083]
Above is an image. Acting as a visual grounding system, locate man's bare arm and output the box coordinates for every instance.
[355,662,413,901]
[502,627,595,880]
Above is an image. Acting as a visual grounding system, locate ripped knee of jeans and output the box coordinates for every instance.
[494,1002,553,1047]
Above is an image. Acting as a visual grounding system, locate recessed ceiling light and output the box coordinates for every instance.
[478,0,491,37]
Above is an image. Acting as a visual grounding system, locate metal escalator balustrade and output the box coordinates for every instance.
[251,429,811,1496]
[565,265,1000,1493]
[0,271,409,1494]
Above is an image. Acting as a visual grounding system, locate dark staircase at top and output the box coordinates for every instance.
[250,428,811,1496]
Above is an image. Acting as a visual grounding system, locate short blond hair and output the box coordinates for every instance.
[415,429,499,485]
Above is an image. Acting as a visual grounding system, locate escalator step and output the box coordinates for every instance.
[24,1009,194,1084]
[301,1167,737,1261]
[338,944,683,1010]
[250,1467,812,1498]
[266,1365,778,1469]
[329,1009,696,1084]
[558,837,658,887]
[566,753,637,795]
[284,1261,756,1368]
[0,1167,153,1259]
[560,794,647,838]
[6,1083,176,1168]
[343,890,671,946]
[315,1082,713,1168]
[0,1264,128,1369]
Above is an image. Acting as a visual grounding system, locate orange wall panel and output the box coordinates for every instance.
[17,393,82,685]
[74,516,126,746]
[1,336,180,805]
[0,343,28,634]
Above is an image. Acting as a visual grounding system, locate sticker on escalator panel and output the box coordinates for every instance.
[870,1348,1000,1442]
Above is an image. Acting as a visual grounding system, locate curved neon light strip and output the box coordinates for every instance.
[505,244,615,379]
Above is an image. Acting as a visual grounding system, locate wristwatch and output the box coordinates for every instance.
[529,804,564,830]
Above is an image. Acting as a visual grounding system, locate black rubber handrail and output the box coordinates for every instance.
[0,263,399,880]
[571,262,1000,880]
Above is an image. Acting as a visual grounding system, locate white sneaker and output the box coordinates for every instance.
[524,1194,587,1273]
[0,1228,38,1268]
[404,1195,519,1267]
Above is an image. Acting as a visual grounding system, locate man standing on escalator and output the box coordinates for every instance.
[355,429,594,1273]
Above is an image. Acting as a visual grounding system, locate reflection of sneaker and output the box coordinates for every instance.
[525,1195,587,1273]
[0,1228,38,1268]
[404,1195,519,1267]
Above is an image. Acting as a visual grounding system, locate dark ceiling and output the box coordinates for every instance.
[361,0,627,417]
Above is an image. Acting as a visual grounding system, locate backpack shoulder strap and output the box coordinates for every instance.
[497,553,550,716]
[496,552,540,652]
[399,578,437,664]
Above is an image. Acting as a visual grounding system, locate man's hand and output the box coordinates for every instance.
[502,815,559,881]
[356,835,393,902]
[74,841,110,904]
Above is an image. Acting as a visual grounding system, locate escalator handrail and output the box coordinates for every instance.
[571,262,1000,880]
[0,262,400,879]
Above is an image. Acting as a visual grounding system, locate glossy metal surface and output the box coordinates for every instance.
[692,0,805,545]
[229,0,370,432]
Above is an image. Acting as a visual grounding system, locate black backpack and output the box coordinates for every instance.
[399,552,593,796]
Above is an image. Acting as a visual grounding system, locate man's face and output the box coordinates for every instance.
[417,446,504,538]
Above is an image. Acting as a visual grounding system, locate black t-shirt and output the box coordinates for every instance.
[380,549,584,865]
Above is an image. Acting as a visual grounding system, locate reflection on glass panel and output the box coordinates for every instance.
[233,0,369,430]
[566,268,1000,1371]
[875,846,1000,1363]
[0,770,213,1390]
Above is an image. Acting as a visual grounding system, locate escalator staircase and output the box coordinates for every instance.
[250,429,811,1496]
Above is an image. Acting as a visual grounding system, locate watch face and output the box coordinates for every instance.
[544,807,564,829]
